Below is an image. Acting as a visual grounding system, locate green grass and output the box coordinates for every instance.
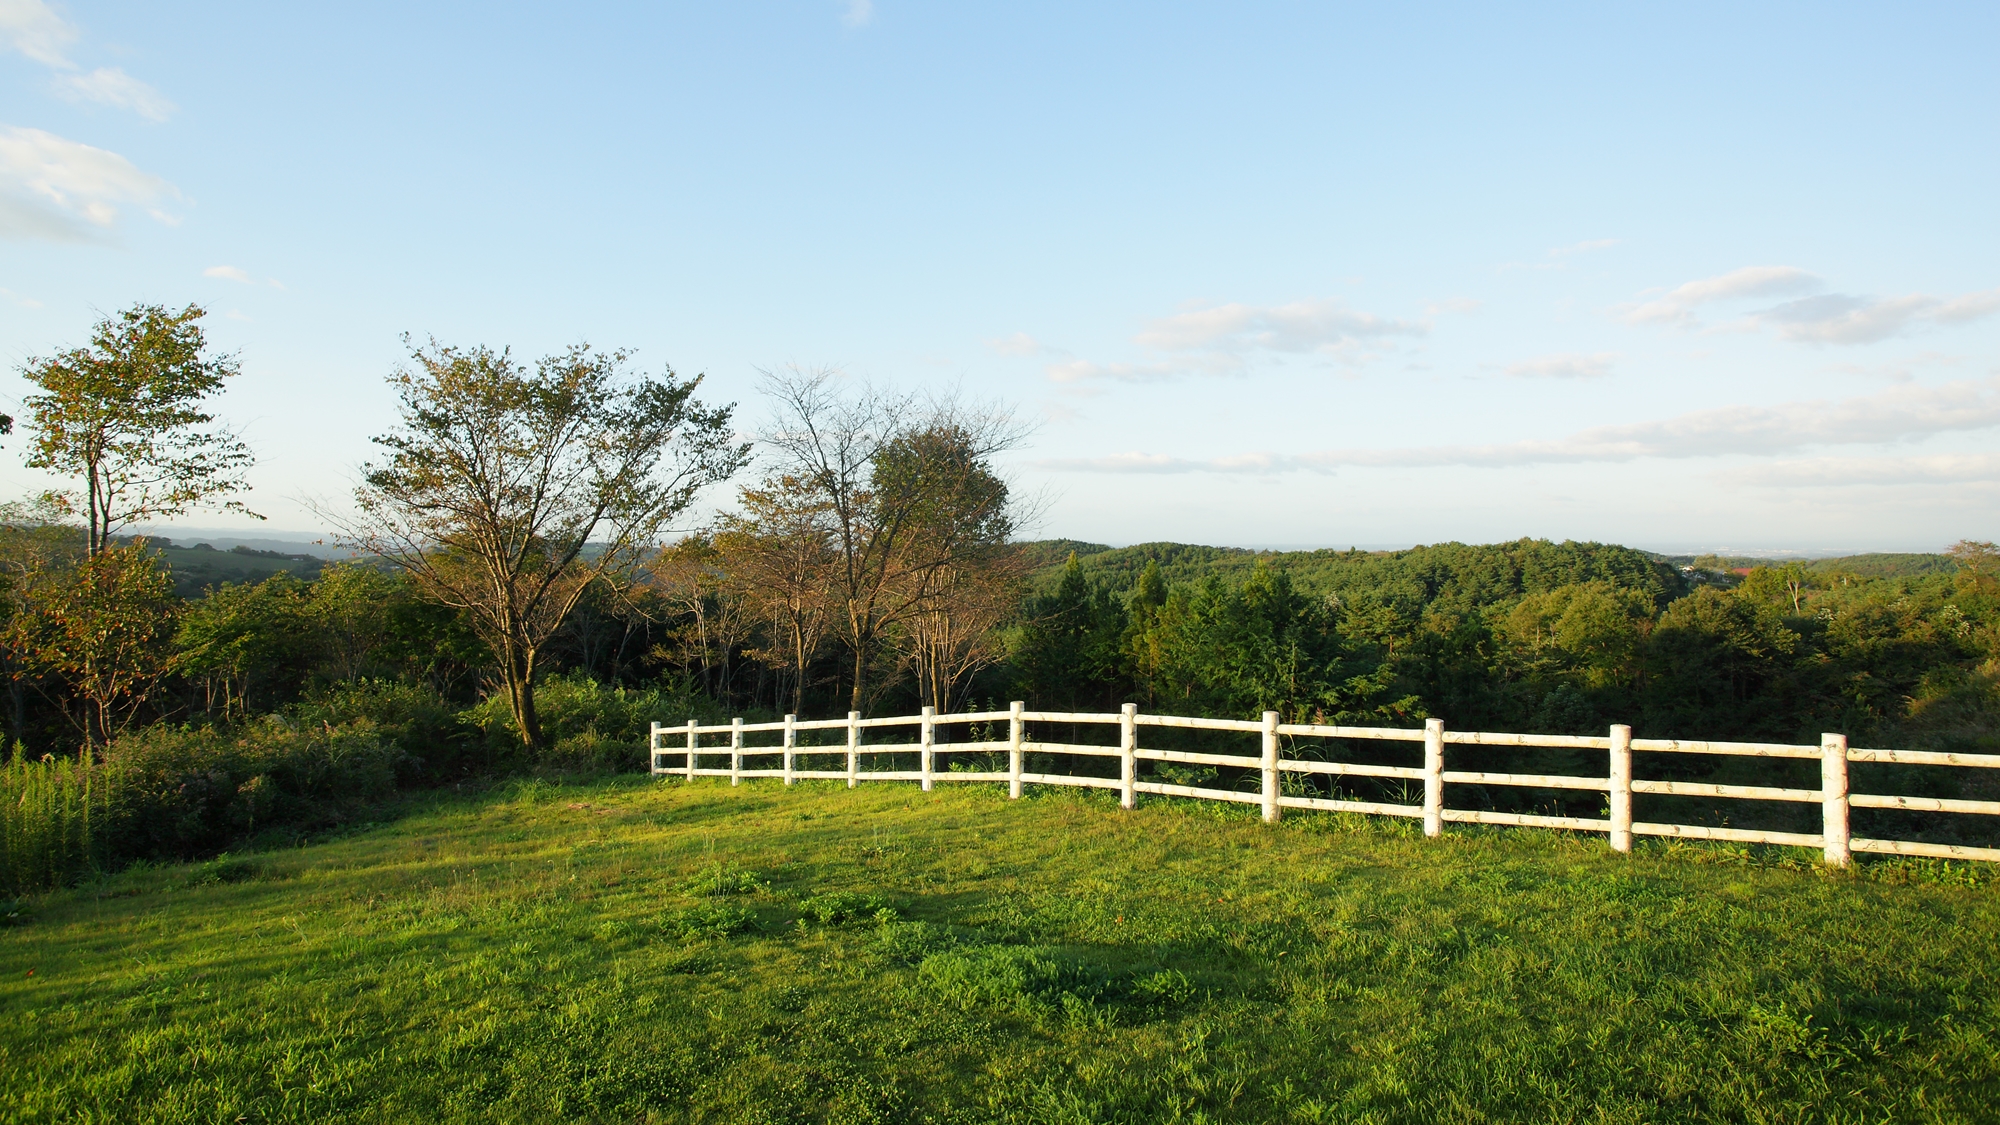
[3,778,1998,1124]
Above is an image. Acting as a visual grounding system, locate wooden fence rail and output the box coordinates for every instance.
[649,703,2000,866]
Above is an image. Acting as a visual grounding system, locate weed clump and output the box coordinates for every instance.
[664,900,758,939]
[681,863,768,897]
[797,890,894,925]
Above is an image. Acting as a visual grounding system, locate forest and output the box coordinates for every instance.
[3,304,1998,894]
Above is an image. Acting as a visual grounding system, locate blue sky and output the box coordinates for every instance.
[2,2,1996,553]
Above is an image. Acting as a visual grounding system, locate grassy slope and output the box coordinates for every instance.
[3,777,1997,1124]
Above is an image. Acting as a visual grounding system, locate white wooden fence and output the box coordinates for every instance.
[649,704,2000,867]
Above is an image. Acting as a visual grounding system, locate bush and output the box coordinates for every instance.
[287,679,471,781]
[461,673,727,772]
[105,717,403,861]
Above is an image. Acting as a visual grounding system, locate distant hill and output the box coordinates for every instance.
[143,540,328,596]
[1018,538,1688,610]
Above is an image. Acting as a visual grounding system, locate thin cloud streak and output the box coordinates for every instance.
[1036,378,2000,475]
[1505,352,1616,379]
[1729,453,2000,487]
[52,67,174,121]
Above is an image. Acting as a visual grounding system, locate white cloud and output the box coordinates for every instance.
[0,0,75,66]
[203,264,252,283]
[1626,267,2000,344]
[1038,451,1323,475]
[1731,453,2000,487]
[0,125,178,239]
[1505,352,1616,379]
[986,331,1048,357]
[52,67,174,121]
[0,286,42,308]
[841,0,874,27]
[1135,297,1423,353]
[1045,359,1182,384]
[1035,378,2000,474]
[1624,266,1822,326]
[1742,288,2000,344]
[1,2,172,122]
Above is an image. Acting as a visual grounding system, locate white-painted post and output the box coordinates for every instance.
[1609,724,1633,854]
[730,716,743,786]
[1120,703,1138,810]
[920,706,936,792]
[1423,718,1444,838]
[1261,710,1280,823]
[685,719,697,781]
[649,721,662,775]
[1822,733,1851,867]
[782,714,796,786]
[846,711,860,788]
[1008,701,1024,799]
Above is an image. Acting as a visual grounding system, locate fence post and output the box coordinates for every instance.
[1609,724,1633,854]
[685,719,697,781]
[1822,733,1851,867]
[1261,711,1280,824]
[783,714,796,786]
[921,706,936,792]
[1423,718,1444,838]
[730,717,743,786]
[1009,701,1024,799]
[1120,703,1138,810]
[846,711,860,788]
[649,722,662,775]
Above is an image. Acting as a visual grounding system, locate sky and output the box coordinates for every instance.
[1,1,1996,555]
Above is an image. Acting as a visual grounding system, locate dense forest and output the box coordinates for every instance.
[3,304,1997,893]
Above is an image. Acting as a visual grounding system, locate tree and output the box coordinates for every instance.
[711,475,837,716]
[175,573,314,721]
[758,367,1026,713]
[1948,540,1998,594]
[8,542,180,749]
[334,341,748,749]
[19,304,257,557]
[647,533,754,706]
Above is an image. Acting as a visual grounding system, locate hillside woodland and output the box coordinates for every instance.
[3,307,1996,893]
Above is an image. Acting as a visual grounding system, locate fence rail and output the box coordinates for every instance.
[649,703,2000,866]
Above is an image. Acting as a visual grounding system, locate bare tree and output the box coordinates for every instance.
[19,304,257,557]
[758,367,1027,713]
[713,474,836,715]
[329,341,747,748]
[647,533,755,704]
[903,554,1029,713]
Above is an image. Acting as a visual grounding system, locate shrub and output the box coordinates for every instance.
[286,679,471,781]
[460,673,727,772]
[106,717,403,861]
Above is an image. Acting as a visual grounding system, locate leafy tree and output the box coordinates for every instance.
[9,542,180,749]
[176,573,314,720]
[335,341,747,748]
[19,304,257,557]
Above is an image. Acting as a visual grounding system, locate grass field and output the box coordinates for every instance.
[3,777,1998,1124]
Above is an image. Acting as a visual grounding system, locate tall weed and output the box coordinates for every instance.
[1,749,112,895]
